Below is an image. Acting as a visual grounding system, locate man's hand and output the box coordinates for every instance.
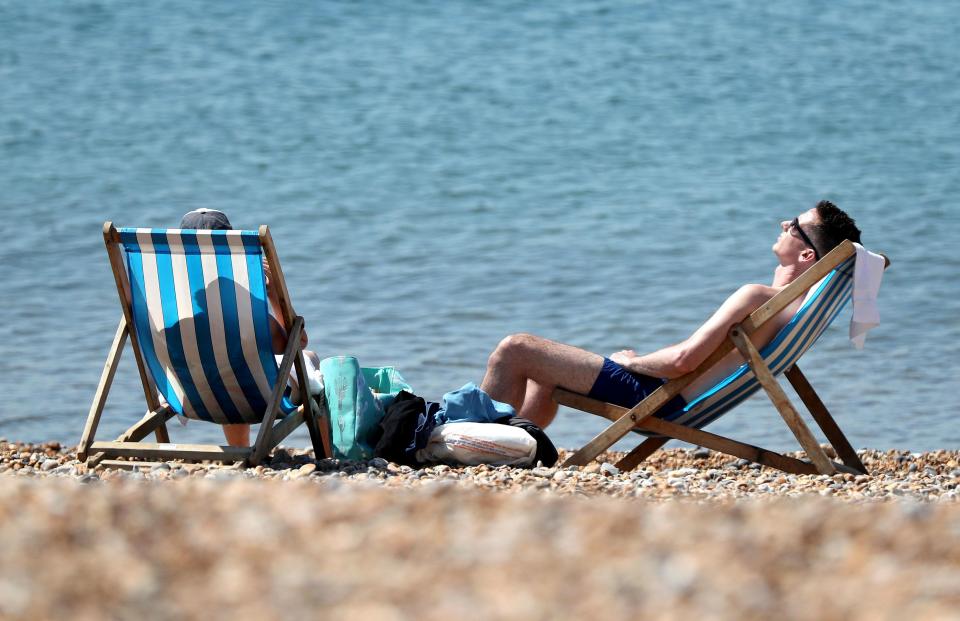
[610,349,637,369]
[262,257,271,287]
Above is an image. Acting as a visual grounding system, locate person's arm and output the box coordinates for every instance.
[610,284,775,379]
[263,257,309,354]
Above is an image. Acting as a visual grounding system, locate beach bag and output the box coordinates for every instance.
[416,422,537,467]
[318,356,412,460]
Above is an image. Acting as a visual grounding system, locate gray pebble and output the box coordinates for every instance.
[40,459,59,472]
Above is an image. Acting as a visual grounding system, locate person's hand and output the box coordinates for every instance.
[262,257,271,287]
[610,349,636,368]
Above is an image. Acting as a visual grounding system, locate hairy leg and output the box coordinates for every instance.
[480,333,604,427]
[520,379,561,427]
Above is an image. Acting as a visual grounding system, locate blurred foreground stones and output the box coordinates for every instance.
[1,442,959,619]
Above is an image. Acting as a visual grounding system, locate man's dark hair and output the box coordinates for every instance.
[808,200,861,256]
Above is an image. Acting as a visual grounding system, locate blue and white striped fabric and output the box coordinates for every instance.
[118,228,296,424]
[663,257,855,430]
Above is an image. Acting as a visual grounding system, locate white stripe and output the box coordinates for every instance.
[136,231,190,417]
[227,234,274,405]
[196,233,253,419]
[168,232,227,423]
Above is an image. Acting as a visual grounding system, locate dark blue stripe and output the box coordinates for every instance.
[212,234,269,419]
[240,231,263,254]
[125,242,184,414]
[151,232,214,423]
[181,232,245,424]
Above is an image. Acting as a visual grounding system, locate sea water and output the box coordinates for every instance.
[1,1,958,450]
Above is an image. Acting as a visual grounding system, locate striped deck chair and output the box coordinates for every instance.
[555,240,889,476]
[79,222,330,468]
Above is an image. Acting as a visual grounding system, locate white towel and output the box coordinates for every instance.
[850,243,886,349]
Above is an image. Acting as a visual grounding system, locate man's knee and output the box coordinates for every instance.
[488,333,540,368]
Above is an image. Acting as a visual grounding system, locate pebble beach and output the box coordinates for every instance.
[2,441,959,619]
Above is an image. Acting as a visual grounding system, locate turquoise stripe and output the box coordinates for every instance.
[125,242,184,415]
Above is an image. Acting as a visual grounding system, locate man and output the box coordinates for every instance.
[479,200,862,428]
[179,208,318,447]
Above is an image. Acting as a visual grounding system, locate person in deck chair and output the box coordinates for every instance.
[479,200,862,428]
[179,208,320,447]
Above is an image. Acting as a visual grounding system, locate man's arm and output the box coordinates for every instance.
[610,284,775,379]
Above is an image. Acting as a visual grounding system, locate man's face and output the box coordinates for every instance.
[773,207,820,262]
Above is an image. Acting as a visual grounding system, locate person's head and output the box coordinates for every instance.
[774,200,861,267]
[179,208,233,230]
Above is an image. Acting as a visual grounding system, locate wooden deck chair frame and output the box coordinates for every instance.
[554,240,888,476]
[78,222,332,468]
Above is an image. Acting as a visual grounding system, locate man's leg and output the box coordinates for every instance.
[480,333,604,428]
[519,379,560,427]
[223,423,250,447]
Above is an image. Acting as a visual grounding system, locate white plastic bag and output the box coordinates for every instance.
[416,423,537,467]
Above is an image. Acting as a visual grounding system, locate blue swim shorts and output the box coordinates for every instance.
[587,358,687,417]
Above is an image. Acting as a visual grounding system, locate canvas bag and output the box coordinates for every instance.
[317,356,412,460]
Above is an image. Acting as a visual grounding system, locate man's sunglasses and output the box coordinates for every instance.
[790,217,820,261]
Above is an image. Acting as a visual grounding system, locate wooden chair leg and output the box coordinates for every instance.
[617,437,669,471]
[310,392,333,459]
[293,350,327,459]
[250,317,304,466]
[634,416,851,475]
[561,388,678,467]
[87,405,176,467]
[729,327,836,475]
[79,317,128,461]
[154,422,170,443]
[785,365,867,474]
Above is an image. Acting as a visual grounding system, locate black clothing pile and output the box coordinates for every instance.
[368,390,558,467]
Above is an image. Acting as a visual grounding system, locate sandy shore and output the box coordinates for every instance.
[1,441,959,619]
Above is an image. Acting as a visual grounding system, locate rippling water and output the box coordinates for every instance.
[1,1,958,451]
